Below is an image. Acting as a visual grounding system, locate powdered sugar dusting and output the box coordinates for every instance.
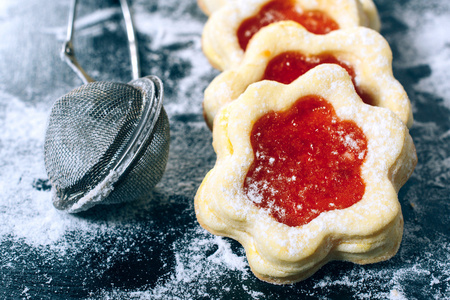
[387,1,450,107]
[0,0,449,298]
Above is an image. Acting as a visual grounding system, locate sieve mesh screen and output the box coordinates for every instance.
[44,80,169,211]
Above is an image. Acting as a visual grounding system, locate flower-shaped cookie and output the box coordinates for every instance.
[203,22,413,129]
[202,0,377,70]
[198,0,380,31]
[195,64,417,284]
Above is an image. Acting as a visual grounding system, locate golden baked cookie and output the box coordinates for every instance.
[197,0,230,16]
[198,0,380,31]
[203,22,413,129]
[195,64,417,284]
[202,0,374,70]
[359,0,381,31]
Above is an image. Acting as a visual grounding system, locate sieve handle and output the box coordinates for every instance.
[61,0,95,84]
[61,0,140,83]
[120,0,141,80]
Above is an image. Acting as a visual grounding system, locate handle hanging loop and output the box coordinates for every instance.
[61,0,140,83]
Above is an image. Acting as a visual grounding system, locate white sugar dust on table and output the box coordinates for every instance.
[0,0,449,299]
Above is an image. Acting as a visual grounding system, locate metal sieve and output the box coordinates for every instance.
[44,0,170,213]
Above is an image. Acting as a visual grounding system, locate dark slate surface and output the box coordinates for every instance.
[0,0,449,299]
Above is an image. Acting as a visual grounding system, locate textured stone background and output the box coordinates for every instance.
[0,0,449,298]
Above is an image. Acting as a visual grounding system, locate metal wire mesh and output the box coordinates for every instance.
[44,80,169,211]
[105,107,170,205]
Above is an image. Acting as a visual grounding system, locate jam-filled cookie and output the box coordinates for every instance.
[202,0,373,70]
[198,0,380,31]
[195,65,417,284]
[203,22,413,129]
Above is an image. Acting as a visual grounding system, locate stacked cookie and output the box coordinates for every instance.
[195,0,417,284]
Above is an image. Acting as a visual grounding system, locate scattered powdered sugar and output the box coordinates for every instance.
[0,92,64,246]
[93,228,252,300]
[387,1,450,107]
[1,0,449,298]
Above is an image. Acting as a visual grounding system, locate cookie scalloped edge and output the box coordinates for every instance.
[195,64,417,284]
[202,0,371,70]
[203,21,413,129]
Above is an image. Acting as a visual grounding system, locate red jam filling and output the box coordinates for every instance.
[263,51,376,106]
[237,0,339,50]
[243,96,368,227]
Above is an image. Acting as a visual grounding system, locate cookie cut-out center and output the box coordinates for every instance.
[237,0,339,50]
[264,51,376,105]
[244,95,368,227]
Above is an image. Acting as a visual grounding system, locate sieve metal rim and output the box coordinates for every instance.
[112,75,164,182]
